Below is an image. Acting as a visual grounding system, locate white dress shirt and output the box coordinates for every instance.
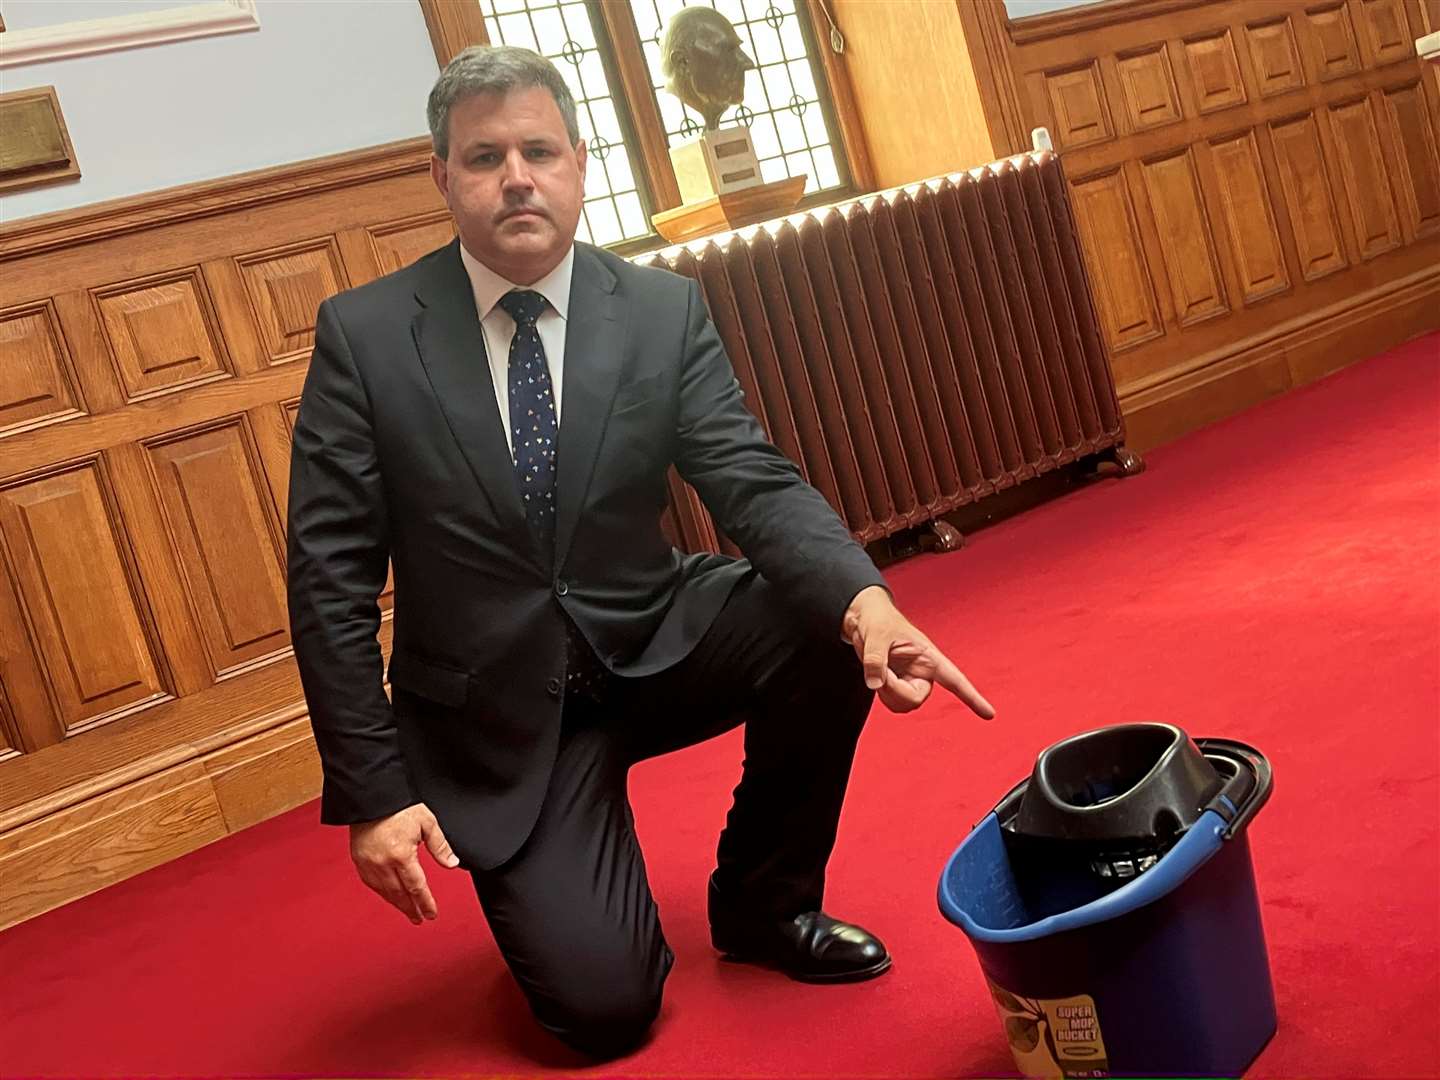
[458,242,575,458]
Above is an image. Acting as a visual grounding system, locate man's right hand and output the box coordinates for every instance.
[349,802,460,925]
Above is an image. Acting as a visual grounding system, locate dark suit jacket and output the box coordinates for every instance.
[287,238,885,870]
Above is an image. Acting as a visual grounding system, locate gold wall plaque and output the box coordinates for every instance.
[0,86,80,194]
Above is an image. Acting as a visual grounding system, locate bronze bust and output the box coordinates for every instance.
[660,7,757,131]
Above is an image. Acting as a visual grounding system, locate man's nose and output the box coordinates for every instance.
[500,150,534,191]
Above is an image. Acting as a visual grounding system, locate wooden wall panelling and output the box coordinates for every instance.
[1181,27,1249,115]
[0,459,172,741]
[1354,0,1416,67]
[1007,0,1205,46]
[0,141,436,928]
[0,675,20,763]
[1115,221,1436,395]
[1376,80,1440,241]
[1244,15,1307,98]
[1323,92,1404,259]
[1300,2,1363,83]
[103,442,214,701]
[251,401,298,529]
[47,289,126,414]
[234,237,349,367]
[1267,110,1352,281]
[1113,43,1184,133]
[1066,165,1165,367]
[90,268,235,402]
[1202,128,1292,305]
[0,301,86,438]
[141,417,291,681]
[0,362,311,486]
[360,209,456,277]
[0,635,324,823]
[0,543,60,753]
[1040,60,1116,149]
[334,227,386,290]
[1123,260,1439,450]
[1002,0,1438,366]
[0,140,433,267]
[201,256,273,376]
[1137,147,1230,326]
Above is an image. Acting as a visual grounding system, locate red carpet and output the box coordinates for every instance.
[2,333,1436,1079]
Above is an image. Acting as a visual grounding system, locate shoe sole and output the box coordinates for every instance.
[718,950,893,984]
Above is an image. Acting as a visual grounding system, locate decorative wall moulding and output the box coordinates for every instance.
[0,0,259,69]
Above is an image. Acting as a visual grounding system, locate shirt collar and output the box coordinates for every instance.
[458,240,574,323]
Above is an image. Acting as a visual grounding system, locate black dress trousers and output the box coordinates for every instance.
[469,570,874,1056]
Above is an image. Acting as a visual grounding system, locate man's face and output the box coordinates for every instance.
[430,86,587,285]
[690,23,754,106]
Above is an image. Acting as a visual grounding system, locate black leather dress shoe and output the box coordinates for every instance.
[709,877,892,983]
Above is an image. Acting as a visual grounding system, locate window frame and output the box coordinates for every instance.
[416,0,875,254]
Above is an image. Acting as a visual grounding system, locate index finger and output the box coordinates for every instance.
[931,648,996,719]
[395,854,438,920]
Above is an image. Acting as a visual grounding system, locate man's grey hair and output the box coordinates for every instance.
[427,45,582,159]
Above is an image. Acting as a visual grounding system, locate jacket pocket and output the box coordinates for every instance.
[387,650,470,707]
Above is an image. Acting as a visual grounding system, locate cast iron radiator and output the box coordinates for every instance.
[638,148,1141,557]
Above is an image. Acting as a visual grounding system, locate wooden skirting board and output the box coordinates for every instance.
[0,713,321,930]
[4,262,1434,931]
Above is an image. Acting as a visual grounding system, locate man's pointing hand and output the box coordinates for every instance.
[842,585,996,718]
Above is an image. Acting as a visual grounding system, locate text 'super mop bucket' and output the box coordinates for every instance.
[938,723,1276,1078]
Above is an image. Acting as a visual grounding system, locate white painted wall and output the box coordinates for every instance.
[1005,0,1105,17]
[0,0,439,223]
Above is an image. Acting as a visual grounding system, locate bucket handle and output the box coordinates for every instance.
[1196,737,1273,838]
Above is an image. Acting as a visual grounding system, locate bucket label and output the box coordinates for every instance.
[986,978,1110,1079]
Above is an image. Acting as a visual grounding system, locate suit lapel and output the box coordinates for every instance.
[410,240,536,565]
[554,244,626,571]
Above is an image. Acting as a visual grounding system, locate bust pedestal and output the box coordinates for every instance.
[651,125,806,243]
[651,175,807,244]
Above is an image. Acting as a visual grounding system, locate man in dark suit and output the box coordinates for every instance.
[287,44,993,1059]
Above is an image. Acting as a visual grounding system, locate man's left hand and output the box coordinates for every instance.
[843,585,996,718]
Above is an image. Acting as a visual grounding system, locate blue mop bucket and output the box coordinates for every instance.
[938,723,1276,1078]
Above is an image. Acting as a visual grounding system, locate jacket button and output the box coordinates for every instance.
[545,677,562,698]
[555,580,569,597]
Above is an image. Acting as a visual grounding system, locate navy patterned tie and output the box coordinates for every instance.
[498,289,607,701]
[499,289,558,548]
